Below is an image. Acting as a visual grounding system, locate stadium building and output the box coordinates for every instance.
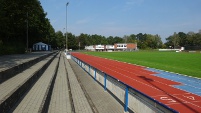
[85,43,137,51]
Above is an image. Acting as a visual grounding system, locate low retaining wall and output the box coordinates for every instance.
[71,55,178,113]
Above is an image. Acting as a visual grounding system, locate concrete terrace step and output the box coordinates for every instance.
[11,53,60,113]
[64,55,93,113]
[0,52,55,83]
[48,54,72,113]
[1,52,131,113]
[0,53,58,113]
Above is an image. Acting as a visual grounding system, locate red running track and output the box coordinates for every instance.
[71,52,201,113]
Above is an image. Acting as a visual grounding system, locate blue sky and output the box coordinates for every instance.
[40,0,201,42]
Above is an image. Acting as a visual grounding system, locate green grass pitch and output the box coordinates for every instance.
[84,51,201,78]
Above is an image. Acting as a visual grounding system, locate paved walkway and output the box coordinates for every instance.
[68,58,125,113]
[48,55,72,113]
[64,55,93,113]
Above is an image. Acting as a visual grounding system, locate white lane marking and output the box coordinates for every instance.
[160,97,177,103]
[157,94,201,108]
[183,95,195,100]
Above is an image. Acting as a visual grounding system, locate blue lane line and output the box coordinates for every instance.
[174,85,201,96]
[147,68,201,83]
[146,68,201,96]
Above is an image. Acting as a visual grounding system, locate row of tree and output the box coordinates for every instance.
[165,31,201,50]
[1,0,200,55]
[55,30,201,50]
[55,32,164,50]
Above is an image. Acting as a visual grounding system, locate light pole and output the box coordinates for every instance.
[66,2,69,51]
[63,28,65,48]
[63,28,65,35]
[26,12,28,52]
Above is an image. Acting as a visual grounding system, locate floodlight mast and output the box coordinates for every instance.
[26,12,28,52]
[66,2,69,50]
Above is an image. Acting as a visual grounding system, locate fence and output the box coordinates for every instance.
[71,55,178,113]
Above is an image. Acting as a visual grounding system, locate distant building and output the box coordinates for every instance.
[85,43,137,51]
[85,46,95,51]
[114,43,137,51]
[32,42,51,51]
[105,45,115,51]
[94,45,105,51]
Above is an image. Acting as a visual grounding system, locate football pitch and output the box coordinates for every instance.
[84,51,201,78]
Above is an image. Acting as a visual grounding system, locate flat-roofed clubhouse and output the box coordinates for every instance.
[85,43,137,51]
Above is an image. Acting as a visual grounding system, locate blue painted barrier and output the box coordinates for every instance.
[124,86,129,112]
[104,73,107,91]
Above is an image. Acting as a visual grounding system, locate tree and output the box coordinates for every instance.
[67,32,77,50]
[165,32,179,49]
[113,36,124,44]
[186,32,195,46]
[0,0,55,54]
[128,34,137,43]
[77,33,89,49]
[106,36,114,45]
[178,32,187,46]
[173,32,179,48]
[154,34,163,48]
[54,31,64,49]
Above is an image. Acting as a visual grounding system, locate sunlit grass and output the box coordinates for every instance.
[84,51,201,78]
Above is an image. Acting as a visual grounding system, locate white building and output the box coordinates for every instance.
[116,43,127,49]
[105,45,114,49]
[95,45,104,51]
[32,42,51,51]
[84,43,137,51]
[85,46,95,51]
